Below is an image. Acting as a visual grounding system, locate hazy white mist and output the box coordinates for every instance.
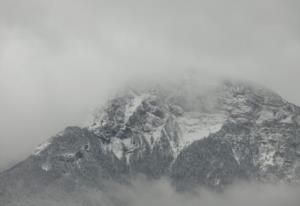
[7,178,300,206]
[0,0,300,170]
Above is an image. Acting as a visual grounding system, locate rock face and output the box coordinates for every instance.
[1,80,300,203]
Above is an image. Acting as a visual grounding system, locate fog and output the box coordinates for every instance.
[6,178,300,206]
[1,0,300,170]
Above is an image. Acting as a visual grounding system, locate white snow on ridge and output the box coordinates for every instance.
[144,125,164,149]
[98,108,226,162]
[41,162,51,171]
[256,110,275,124]
[111,140,123,160]
[101,137,124,160]
[88,93,149,134]
[124,93,148,124]
[88,111,106,132]
[232,149,240,164]
[33,140,52,156]
[174,113,225,156]
[259,149,276,171]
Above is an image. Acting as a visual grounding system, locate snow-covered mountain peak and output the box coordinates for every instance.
[84,80,300,163]
[2,79,300,202]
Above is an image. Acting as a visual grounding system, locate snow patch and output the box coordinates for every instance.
[174,113,225,157]
[258,143,276,171]
[256,110,275,124]
[144,125,164,149]
[62,153,76,159]
[232,149,240,164]
[124,94,147,123]
[102,138,124,160]
[88,112,106,132]
[33,140,52,156]
[41,162,51,171]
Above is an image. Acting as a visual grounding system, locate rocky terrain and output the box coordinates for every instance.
[1,79,300,204]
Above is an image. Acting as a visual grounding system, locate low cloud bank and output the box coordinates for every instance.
[6,178,300,206]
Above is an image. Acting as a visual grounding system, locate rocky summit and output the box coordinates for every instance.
[1,79,300,204]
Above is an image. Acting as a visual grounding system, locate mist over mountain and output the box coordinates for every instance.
[1,78,300,205]
[1,0,300,205]
[1,0,300,172]
[4,178,300,206]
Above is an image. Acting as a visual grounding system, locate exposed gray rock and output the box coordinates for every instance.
[1,80,300,204]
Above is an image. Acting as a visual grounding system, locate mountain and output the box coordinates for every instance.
[1,79,300,204]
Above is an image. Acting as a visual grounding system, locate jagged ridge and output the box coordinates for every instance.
[1,80,300,204]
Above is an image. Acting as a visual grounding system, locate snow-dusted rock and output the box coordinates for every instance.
[2,79,300,202]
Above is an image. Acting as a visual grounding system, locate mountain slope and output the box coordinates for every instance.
[1,80,300,203]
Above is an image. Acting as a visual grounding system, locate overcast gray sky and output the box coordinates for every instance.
[0,0,300,170]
